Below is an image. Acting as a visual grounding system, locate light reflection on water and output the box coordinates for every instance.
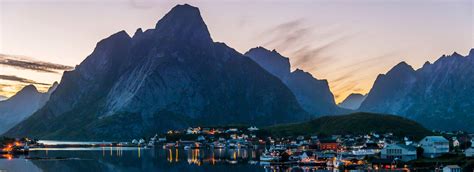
[0,147,338,172]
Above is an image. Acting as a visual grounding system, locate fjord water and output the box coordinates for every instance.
[2,146,335,172]
[1,148,263,172]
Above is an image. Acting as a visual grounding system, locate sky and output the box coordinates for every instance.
[0,0,472,102]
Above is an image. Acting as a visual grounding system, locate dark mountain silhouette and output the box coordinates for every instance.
[0,82,57,134]
[5,4,308,140]
[360,49,474,131]
[245,47,341,116]
[338,93,367,110]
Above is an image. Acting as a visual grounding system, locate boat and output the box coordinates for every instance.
[213,142,225,149]
[227,143,237,149]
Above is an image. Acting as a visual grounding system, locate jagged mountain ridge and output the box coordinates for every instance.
[244,47,341,116]
[360,49,474,131]
[338,93,367,110]
[0,82,57,134]
[5,4,308,140]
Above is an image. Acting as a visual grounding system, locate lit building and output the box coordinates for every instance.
[380,144,417,162]
[419,136,449,158]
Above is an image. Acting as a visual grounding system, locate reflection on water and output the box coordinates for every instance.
[0,147,338,172]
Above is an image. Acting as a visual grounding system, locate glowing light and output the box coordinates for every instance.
[175,149,178,162]
[138,147,141,158]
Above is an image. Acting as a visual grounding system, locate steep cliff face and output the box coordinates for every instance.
[5,4,308,140]
[360,49,474,131]
[245,47,340,116]
[0,83,57,134]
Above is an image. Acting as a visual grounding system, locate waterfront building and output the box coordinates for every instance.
[319,140,339,151]
[419,136,449,158]
[465,147,474,157]
[380,144,417,162]
[442,165,461,172]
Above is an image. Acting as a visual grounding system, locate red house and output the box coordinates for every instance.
[319,140,339,151]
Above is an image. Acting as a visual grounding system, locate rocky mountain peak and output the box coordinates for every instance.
[47,82,59,94]
[245,47,291,78]
[19,85,39,94]
[154,4,212,44]
[386,61,415,77]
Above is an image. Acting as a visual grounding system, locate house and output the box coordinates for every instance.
[319,140,339,151]
[465,147,474,157]
[442,165,461,172]
[419,136,449,158]
[452,138,460,148]
[380,144,417,162]
[202,128,211,134]
[247,126,259,131]
[197,136,206,142]
[225,128,239,133]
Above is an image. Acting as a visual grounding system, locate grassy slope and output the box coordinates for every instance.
[262,112,432,139]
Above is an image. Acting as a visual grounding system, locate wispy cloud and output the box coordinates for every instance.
[0,54,74,73]
[257,19,351,72]
[0,75,49,85]
[292,36,350,69]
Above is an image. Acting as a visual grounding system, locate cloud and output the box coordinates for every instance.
[262,20,308,50]
[0,54,74,73]
[0,75,49,85]
[257,19,351,72]
[292,36,349,68]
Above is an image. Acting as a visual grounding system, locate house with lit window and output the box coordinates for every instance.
[419,136,449,158]
[380,144,417,162]
[319,139,339,151]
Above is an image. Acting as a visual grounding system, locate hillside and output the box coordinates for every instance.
[4,4,308,140]
[359,50,474,131]
[0,83,57,134]
[263,112,431,139]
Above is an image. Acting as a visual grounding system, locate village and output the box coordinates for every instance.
[3,126,473,171]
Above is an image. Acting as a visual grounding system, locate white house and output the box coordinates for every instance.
[247,126,259,131]
[419,136,449,158]
[465,147,474,157]
[380,144,417,162]
[442,165,461,172]
[452,139,460,148]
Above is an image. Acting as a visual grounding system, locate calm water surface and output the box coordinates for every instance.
[0,146,337,172]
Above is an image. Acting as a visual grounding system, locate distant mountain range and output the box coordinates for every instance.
[0,82,57,134]
[1,4,473,139]
[338,93,367,110]
[244,47,342,116]
[4,4,310,140]
[360,49,474,132]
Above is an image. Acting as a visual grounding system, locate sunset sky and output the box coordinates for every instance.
[0,0,472,102]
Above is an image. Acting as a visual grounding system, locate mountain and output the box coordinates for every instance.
[262,112,431,139]
[360,49,474,131]
[338,93,367,110]
[244,47,340,116]
[0,82,58,134]
[4,4,308,140]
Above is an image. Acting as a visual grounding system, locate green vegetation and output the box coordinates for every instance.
[261,112,432,139]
